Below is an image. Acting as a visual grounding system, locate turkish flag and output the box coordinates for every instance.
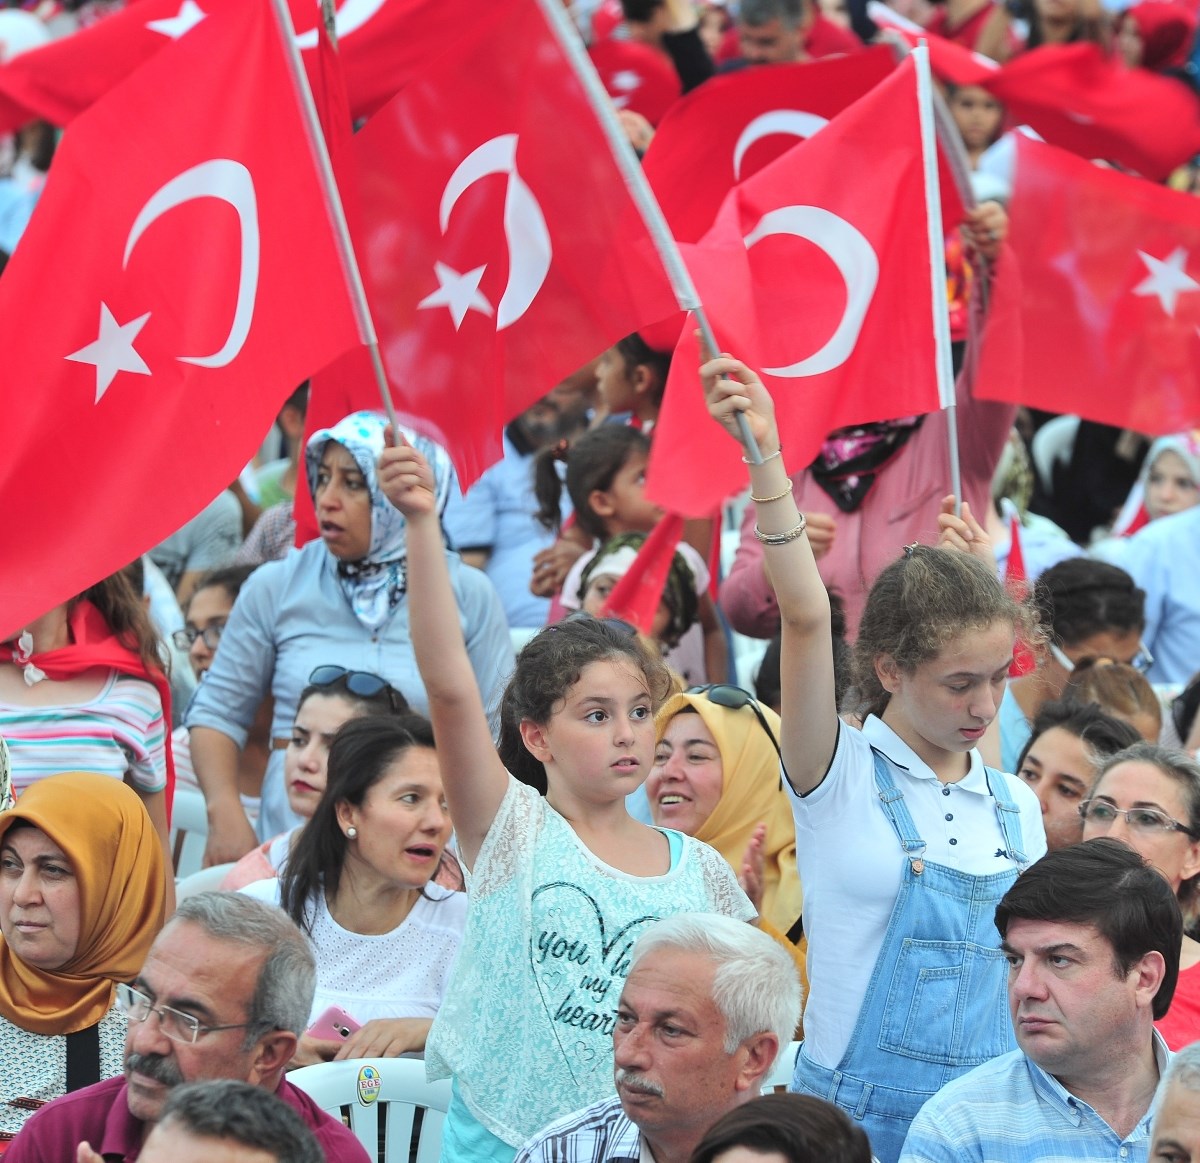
[0,0,236,134]
[0,0,361,633]
[600,512,686,634]
[349,0,681,487]
[642,47,896,243]
[588,37,681,127]
[647,55,945,515]
[974,136,1200,435]
[985,44,1200,182]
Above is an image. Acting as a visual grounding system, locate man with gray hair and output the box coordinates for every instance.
[732,0,860,65]
[138,1080,323,1163]
[8,893,367,1162]
[515,914,802,1163]
[1150,1042,1200,1162]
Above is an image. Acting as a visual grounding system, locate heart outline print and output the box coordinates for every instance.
[530,881,659,1085]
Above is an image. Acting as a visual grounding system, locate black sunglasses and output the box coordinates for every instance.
[686,683,788,782]
[308,666,403,712]
[557,612,639,637]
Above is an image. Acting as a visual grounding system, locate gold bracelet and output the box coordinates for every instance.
[750,486,792,504]
[742,447,782,465]
[753,514,807,545]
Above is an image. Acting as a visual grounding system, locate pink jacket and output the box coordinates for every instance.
[720,394,1015,640]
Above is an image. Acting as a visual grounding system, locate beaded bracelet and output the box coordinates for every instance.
[749,486,792,504]
[753,514,807,545]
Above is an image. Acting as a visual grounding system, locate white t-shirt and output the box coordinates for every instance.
[241,878,467,1025]
[791,716,1046,1069]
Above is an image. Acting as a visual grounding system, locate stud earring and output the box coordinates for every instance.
[346,826,357,839]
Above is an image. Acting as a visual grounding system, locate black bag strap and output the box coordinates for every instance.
[785,913,804,945]
[65,1021,102,1093]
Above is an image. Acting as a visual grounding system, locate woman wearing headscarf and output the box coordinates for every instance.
[186,412,514,864]
[649,687,807,1008]
[0,773,166,1144]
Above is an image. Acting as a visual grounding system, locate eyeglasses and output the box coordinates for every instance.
[116,983,258,1045]
[1049,641,1155,675]
[172,625,224,651]
[1077,799,1199,838]
[686,684,788,780]
[308,666,402,711]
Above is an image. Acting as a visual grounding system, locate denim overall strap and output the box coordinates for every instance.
[984,767,1029,870]
[868,748,928,873]
[792,750,1021,1163]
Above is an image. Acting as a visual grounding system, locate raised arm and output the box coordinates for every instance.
[377,436,509,868]
[702,356,838,794]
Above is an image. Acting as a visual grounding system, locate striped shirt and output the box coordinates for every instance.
[899,1034,1169,1163]
[1,672,167,795]
[514,1097,644,1163]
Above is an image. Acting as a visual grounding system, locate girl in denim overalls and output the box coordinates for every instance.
[703,356,1048,1163]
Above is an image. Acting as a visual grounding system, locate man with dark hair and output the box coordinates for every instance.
[900,840,1181,1163]
[136,1080,322,1163]
[730,0,859,65]
[8,894,367,1162]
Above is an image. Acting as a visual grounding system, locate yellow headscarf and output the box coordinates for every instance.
[0,773,167,1035]
[654,692,803,935]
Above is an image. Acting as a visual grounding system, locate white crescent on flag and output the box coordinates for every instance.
[294,0,386,48]
[733,110,829,180]
[419,134,552,331]
[744,205,878,377]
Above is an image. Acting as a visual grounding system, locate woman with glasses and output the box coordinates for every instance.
[0,773,166,1142]
[994,558,1148,774]
[168,565,269,823]
[702,355,1046,1162]
[1080,742,1200,1050]
[241,715,465,1066]
[184,412,514,866]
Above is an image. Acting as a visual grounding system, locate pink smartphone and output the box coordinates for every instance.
[306,1005,361,1041]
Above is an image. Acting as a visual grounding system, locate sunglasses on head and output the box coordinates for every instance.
[308,666,402,711]
[685,683,788,782]
[556,612,639,637]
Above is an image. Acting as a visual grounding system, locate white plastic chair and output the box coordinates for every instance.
[763,1039,801,1092]
[174,862,235,899]
[289,1056,452,1163]
[168,788,209,879]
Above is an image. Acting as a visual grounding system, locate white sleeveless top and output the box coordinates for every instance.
[425,776,755,1147]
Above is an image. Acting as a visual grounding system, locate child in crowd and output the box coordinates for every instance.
[535,424,726,682]
[378,432,753,1163]
[701,353,1046,1162]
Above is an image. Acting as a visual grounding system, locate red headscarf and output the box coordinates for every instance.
[1122,3,1197,71]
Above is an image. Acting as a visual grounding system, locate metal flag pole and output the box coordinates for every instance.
[529,0,763,463]
[267,0,401,434]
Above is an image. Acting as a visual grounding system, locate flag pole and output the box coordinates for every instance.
[267,0,401,436]
[914,41,962,512]
[528,0,764,464]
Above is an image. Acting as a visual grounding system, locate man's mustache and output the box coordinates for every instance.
[125,1052,184,1088]
[615,1068,665,1097]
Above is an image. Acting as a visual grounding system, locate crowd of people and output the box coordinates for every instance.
[3,0,1200,1156]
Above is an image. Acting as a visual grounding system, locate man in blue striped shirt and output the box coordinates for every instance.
[900,840,1181,1163]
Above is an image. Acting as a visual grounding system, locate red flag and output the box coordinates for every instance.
[600,512,686,634]
[647,56,945,515]
[974,136,1200,435]
[349,0,681,487]
[588,37,681,127]
[641,48,896,243]
[984,44,1200,182]
[1005,514,1037,676]
[0,0,236,134]
[0,0,362,634]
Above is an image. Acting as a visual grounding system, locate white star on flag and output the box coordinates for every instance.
[610,70,642,93]
[66,304,152,402]
[417,261,493,329]
[146,0,206,39]
[1133,247,1200,318]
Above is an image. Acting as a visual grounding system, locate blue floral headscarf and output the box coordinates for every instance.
[305,411,456,632]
